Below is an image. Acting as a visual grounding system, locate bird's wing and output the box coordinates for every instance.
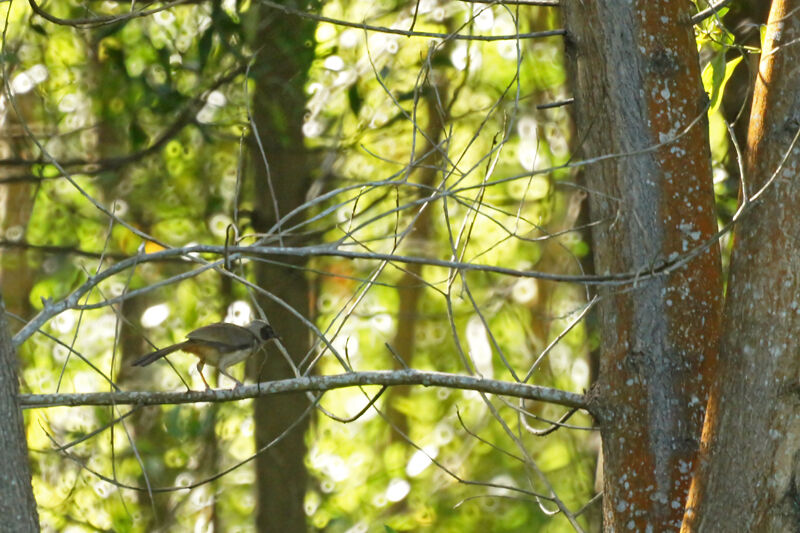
[186,323,257,350]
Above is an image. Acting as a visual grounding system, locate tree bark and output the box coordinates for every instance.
[0,94,37,330]
[0,296,39,531]
[684,1,800,530]
[562,1,723,529]
[247,2,317,530]
[0,74,41,533]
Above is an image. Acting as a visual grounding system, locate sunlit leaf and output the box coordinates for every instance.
[701,54,742,114]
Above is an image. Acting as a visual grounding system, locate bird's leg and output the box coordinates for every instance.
[219,367,243,389]
[196,361,211,390]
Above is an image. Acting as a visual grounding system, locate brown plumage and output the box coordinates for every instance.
[132,320,278,388]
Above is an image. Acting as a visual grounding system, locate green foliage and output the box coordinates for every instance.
[701,54,742,114]
[9,1,608,531]
[9,2,262,531]
[297,2,594,531]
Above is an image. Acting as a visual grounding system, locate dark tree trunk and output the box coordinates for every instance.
[0,297,39,531]
[247,2,317,530]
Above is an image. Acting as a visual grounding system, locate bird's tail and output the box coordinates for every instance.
[131,342,188,367]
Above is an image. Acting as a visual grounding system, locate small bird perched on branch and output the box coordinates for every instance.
[132,320,278,389]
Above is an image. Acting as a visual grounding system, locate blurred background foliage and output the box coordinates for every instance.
[0,0,741,531]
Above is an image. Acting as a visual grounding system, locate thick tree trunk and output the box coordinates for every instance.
[247,3,317,531]
[0,76,42,533]
[684,2,800,530]
[0,297,39,531]
[562,2,723,529]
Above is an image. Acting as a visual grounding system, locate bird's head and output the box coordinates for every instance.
[246,319,279,342]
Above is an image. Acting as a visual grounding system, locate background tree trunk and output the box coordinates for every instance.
[0,71,43,533]
[0,95,37,330]
[247,2,318,530]
[0,296,39,531]
[562,1,723,529]
[684,1,800,530]
[386,83,448,435]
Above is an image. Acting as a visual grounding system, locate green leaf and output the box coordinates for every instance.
[92,19,130,43]
[701,54,742,114]
[129,120,148,150]
[0,51,19,64]
[198,27,214,73]
[29,22,48,37]
[165,406,184,438]
[347,84,362,116]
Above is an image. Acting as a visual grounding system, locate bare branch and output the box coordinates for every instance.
[19,369,590,411]
[0,240,130,260]
[691,0,734,25]
[460,0,559,5]
[28,0,196,28]
[256,0,565,42]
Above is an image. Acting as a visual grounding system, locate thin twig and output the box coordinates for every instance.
[257,0,565,42]
[28,0,195,28]
[691,0,734,25]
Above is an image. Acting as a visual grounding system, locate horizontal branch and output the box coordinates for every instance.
[257,0,565,42]
[7,235,716,347]
[19,369,591,412]
[460,0,559,5]
[0,240,129,260]
[28,0,196,28]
